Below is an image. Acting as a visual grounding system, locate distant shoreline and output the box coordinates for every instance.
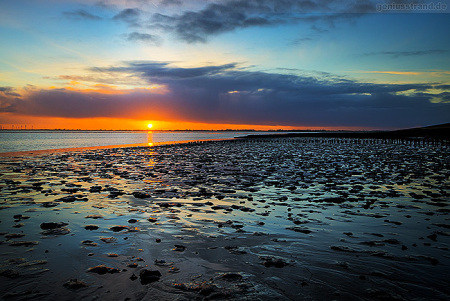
[0,122,448,135]
[0,129,325,132]
[238,123,450,141]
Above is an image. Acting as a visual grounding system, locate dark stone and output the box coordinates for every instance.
[427,233,438,241]
[5,233,26,239]
[110,225,128,232]
[55,196,77,202]
[41,202,58,208]
[224,246,247,255]
[286,227,312,234]
[173,245,186,252]
[221,273,243,281]
[63,279,88,289]
[133,191,151,199]
[89,186,102,193]
[260,256,290,268]
[13,214,29,220]
[84,225,99,231]
[139,269,161,284]
[9,241,38,247]
[40,222,68,230]
[0,269,20,278]
[87,264,120,274]
[81,240,98,246]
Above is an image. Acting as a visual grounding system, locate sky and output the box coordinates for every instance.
[0,0,449,130]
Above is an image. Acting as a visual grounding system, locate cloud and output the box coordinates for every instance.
[0,87,21,97]
[354,70,450,77]
[159,0,182,6]
[149,0,380,43]
[362,71,421,76]
[363,49,448,58]
[2,62,449,129]
[64,9,102,20]
[113,8,141,26]
[125,32,162,45]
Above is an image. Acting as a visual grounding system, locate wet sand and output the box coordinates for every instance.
[0,137,449,300]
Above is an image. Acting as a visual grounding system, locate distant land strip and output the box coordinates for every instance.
[239,123,450,141]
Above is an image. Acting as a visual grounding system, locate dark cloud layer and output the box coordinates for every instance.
[113,8,141,26]
[159,0,182,6]
[0,87,21,97]
[149,0,380,43]
[64,9,102,20]
[364,49,448,58]
[2,62,449,128]
[125,32,161,45]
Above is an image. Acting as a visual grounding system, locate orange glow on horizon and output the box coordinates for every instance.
[0,113,375,131]
[47,84,169,95]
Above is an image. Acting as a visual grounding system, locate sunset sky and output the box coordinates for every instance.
[1,0,449,130]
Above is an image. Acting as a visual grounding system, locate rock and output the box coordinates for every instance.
[87,265,120,274]
[173,245,186,252]
[133,191,151,199]
[40,222,68,230]
[40,222,70,235]
[110,225,128,232]
[84,225,99,231]
[259,256,290,268]
[384,220,403,226]
[81,240,98,247]
[220,273,243,281]
[427,233,438,241]
[63,279,88,289]
[5,233,26,239]
[85,215,103,219]
[139,269,161,284]
[9,241,38,247]
[128,219,138,223]
[224,246,247,255]
[286,227,312,234]
[0,269,20,278]
[330,245,358,253]
[100,237,116,243]
[89,186,102,193]
[41,202,58,208]
[55,196,77,202]
[13,214,30,220]
[383,239,401,245]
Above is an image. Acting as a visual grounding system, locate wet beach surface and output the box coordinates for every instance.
[0,137,449,300]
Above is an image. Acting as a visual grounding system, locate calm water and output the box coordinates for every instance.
[0,130,271,153]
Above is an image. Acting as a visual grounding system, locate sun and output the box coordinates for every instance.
[147,123,153,129]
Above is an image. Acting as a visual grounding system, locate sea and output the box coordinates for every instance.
[0,130,278,153]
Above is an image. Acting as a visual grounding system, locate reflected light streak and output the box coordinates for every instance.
[147,130,153,147]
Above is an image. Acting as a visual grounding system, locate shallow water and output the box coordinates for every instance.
[0,138,449,300]
[0,130,270,153]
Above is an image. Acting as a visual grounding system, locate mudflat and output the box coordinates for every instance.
[0,137,449,300]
